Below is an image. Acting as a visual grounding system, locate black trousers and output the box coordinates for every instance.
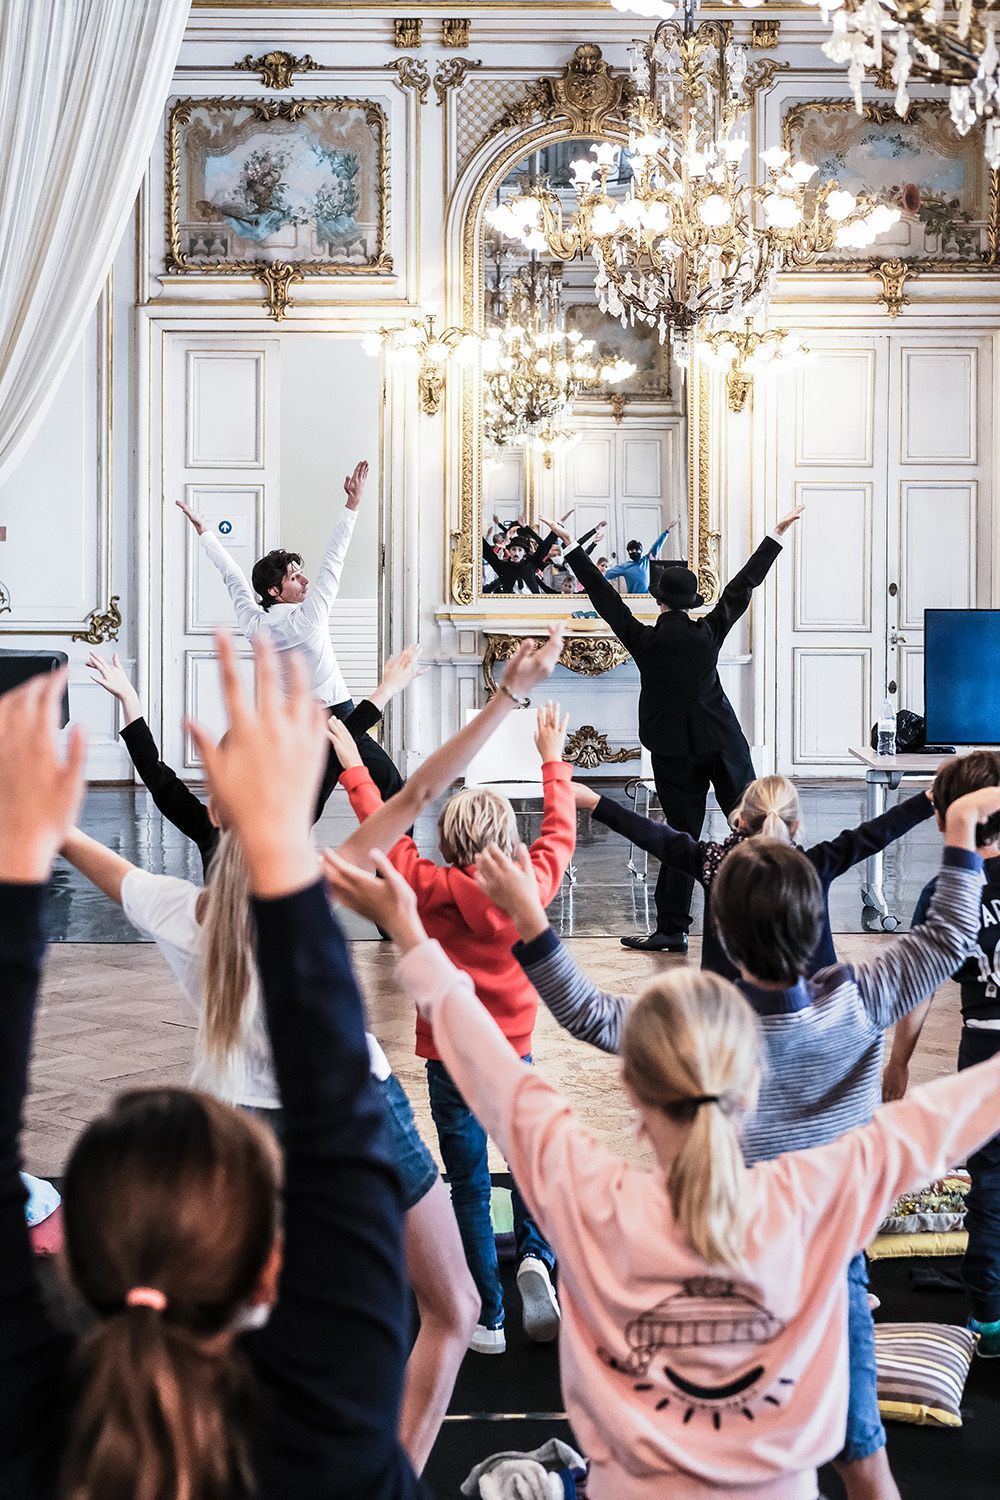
[958,1026,1000,1323]
[314,698,405,821]
[649,745,755,934]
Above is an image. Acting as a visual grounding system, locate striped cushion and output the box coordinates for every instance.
[875,1322,977,1428]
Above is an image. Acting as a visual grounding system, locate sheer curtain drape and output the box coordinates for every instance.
[0,1,190,487]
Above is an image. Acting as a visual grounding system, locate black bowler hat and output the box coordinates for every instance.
[651,561,703,609]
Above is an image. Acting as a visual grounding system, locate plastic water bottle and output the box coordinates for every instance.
[876,697,896,758]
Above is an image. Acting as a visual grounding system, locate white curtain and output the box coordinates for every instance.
[0,0,191,487]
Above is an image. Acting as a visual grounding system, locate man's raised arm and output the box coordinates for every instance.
[178,500,263,640]
[296,460,368,628]
[702,503,804,644]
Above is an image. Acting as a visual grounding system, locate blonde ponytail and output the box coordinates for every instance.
[732,775,801,844]
[621,971,760,1269]
[200,831,256,1067]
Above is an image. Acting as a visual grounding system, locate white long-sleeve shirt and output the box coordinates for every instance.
[200,507,358,706]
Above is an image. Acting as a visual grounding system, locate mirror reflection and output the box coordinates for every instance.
[479,138,689,599]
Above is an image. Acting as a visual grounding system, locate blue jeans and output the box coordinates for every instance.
[840,1252,885,1463]
[426,1057,554,1329]
[958,1026,1000,1322]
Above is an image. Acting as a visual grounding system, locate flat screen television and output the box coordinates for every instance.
[924,610,1000,746]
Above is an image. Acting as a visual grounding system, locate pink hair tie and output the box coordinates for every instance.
[125,1286,167,1312]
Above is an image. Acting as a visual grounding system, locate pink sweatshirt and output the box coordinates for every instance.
[397,939,1000,1500]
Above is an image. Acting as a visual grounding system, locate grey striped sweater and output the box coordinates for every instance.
[515,848,983,1165]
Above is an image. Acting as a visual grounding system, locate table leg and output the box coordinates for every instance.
[860,771,903,930]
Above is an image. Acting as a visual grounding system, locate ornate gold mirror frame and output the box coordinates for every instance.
[449,44,716,608]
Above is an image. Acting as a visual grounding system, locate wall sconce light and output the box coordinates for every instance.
[363,314,480,416]
[700,324,813,413]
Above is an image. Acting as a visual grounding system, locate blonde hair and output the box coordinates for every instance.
[621,970,760,1268]
[732,775,801,844]
[437,786,518,867]
[200,831,256,1069]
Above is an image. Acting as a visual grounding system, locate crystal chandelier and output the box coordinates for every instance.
[487,3,899,351]
[701,319,812,412]
[481,257,635,448]
[805,2,1000,168]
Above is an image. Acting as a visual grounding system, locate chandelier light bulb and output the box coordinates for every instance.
[788,159,820,184]
[590,203,621,237]
[763,194,803,228]
[632,132,663,158]
[866,203,902,235]
[522,229,548,253]
[398,324,425,348]
[699,193,733,226]
[610,0,678,16]
[394,345,421,368]
[591,142,620,170]
[722,134,749,164]
[454,334,481,366]
[510,198,542,229]
[760,146,791,172]
[361,333,383,357]
[824,188,858,221]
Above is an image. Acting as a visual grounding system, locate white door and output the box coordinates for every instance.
[559,414,684,573]
[773,334,991,775]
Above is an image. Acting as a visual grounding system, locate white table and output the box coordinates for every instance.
[848,747,949,931]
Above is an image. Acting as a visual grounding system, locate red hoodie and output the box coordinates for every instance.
[339,761,577,1059]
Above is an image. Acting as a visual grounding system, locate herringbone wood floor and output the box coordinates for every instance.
[22,934,963,1179]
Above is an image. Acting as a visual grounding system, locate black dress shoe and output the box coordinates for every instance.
[621,931,688,953]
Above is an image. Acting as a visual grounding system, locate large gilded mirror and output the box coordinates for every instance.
[452,118,712,608]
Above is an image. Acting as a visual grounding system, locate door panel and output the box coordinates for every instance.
[792,483,872,632]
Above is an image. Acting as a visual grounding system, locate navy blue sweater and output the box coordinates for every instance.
[591,789,935,979]
[0,878,421,1500]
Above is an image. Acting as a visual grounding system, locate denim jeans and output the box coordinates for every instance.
[426,1056,554,1329]
[958,1026,1000,1323]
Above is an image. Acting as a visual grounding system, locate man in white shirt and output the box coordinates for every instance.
[177,460,403,806]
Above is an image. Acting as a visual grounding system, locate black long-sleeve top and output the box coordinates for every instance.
[120,701,383,877]
[482,531,559,594]
[0,878,421,1500]
[591,789,935,980]
[565,537,782,756]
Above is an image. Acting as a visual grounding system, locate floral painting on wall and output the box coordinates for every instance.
[167,99,391,274]
[782,100,998,267]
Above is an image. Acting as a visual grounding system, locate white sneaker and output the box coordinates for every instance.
[469,1322,506,1355]
[517,1256,561,1343]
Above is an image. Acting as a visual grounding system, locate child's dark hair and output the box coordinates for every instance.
[61,1088,280,1500]
[932,751,1000,820]
[251,549,302,610]
[711,838,824,985]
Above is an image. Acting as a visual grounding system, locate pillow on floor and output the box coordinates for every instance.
[875,1322,977,1428]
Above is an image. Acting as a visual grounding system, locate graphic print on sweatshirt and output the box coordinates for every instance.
[974,894,1000,997]
[597,1277,793,1431]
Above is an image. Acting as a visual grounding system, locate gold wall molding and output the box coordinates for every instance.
[482,632,632,694]
[435,57,483,105]
[564,724,640,769]
[386,57,431,103]
[0,581,10,616]
[873,257,913,317]
[491,44,634,142]
[234,51,319,89]
[751,18,780,49]
[165,97,393,321]
[72,596,122,646]
[394,18,422,49]
[443,19,472,48]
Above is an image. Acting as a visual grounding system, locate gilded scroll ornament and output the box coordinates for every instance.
[386,58,431,104]
[434,57,483,105]
[564,725,640,770]
[443,19,471,49]
[72,596,122,646]
[873,257,912,317]
[0,580,10,616]
[234,51,319,90]
[751,19,780,50]
[256,262,302,320]
[492,44,633,140]
[394,19,422,50]
[482,633,631,695]
[699,532,722,608]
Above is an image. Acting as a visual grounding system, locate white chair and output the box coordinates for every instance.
[627,746,659,881]
[463,707,577,884]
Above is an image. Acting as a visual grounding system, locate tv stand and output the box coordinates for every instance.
[848,747,953,931]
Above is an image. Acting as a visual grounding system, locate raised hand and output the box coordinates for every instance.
[370,644,428,709]
[774,503,805,537]
[571,781,600,812]
[545,518,572,546]
[501,624,565,699]
[327,714,364,771]
[0,669,86,883]
[322,847,426,952]
[187,633,327,896]
[534,701,569,763]
[175,498,206,535]
[86,651,141,723]
[473,843,546,940]
[344,460,370,511]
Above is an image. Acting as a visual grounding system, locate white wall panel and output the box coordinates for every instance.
[899,645,924,716]
[622,438,662,497]
[901,349,976,463]
[792,483,871,631]
[796,350,875,467]
[185,485,264,634]
[184,648,254,768]
[570,437,613,498]
[185,351,264,469]
[899,482,976,629]
[793,649,871,765]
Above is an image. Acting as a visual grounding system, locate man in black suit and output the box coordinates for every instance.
[553,504,804,951]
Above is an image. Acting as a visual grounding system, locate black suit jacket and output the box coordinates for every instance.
[565,536,782,756]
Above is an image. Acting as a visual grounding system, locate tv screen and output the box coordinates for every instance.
[924,610,1000,745]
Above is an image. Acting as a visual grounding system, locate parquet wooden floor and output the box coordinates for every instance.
[22,933,963,1179]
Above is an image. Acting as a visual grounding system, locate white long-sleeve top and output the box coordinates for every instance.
[200,507,358,706]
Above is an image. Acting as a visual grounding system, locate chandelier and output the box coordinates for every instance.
[481,256,635,448]
[701,319,812,412]
[487,4,900,350]
[805,2,1000,168]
